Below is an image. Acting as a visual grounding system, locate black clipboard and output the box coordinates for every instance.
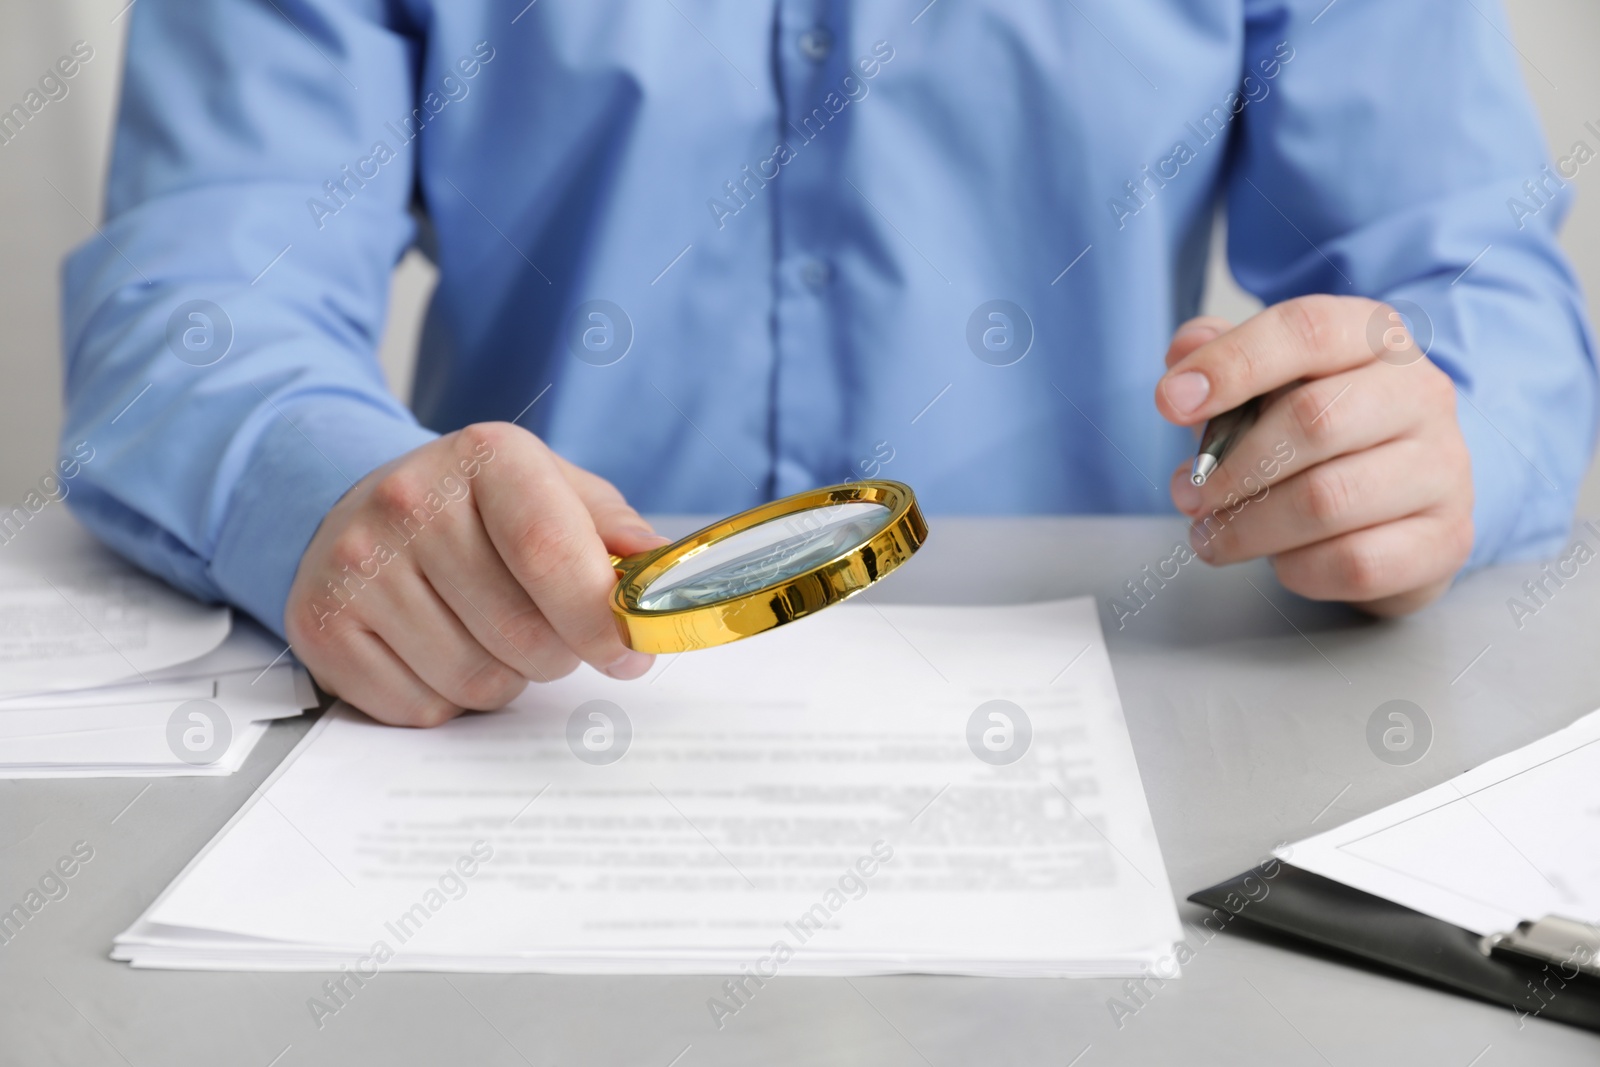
[1188,861,1600,1033]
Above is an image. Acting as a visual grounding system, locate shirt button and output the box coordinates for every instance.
[798,27,833,62]
[800,259,832,289]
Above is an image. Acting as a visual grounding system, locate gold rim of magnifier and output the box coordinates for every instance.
[608,480,927,654]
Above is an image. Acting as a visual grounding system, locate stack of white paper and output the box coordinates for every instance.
[0,510,316,777]
[116,598,1184,978]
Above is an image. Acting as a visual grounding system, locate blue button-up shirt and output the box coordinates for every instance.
[61,0,1597,636]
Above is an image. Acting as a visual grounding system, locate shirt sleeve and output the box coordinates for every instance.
[1230,0,1598,568]
[60,0,437,637]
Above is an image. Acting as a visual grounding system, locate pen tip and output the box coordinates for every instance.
[1190,454,1217,487]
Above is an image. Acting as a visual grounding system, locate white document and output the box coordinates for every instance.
[0,522,309,777]
[139,615,291,683]
[0,617,290,711]
[0,677,214,711]
[1281,708,1600,935]
[0,509,230,696]
[0,658,312,776]
[0,665,314,739]
[0,719,271,778]
[0,514,305,777]
[116,598,1183,977]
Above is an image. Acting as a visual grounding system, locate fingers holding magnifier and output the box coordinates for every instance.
[417,523,581,685]
[283,422,666,729]
[357,567,529,711]
[552,451,672,558]
[472,428,654,680]
[304,623,465,729]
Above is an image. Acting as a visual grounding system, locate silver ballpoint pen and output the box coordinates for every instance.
[1190,396,1262,486]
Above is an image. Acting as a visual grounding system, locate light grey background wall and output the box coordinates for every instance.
[3,0,1598,509]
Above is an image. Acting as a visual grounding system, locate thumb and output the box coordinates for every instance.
[606,523,673,558]
[551,453,671,557]
[1164,316,1232,369]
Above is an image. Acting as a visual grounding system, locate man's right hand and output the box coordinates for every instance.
[285,423,667,727]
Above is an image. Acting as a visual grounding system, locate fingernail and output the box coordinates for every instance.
[1162,371,1211,416]
[1173,323,1221,347]
[604,649,653,680]
[623,525,672,547]
[1172,477,1202,516]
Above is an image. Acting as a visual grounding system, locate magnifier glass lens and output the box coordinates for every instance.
[637,501,892,612]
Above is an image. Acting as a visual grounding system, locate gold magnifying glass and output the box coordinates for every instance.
[608,480,927,653]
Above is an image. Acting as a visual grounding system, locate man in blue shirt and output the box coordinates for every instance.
[61,2,1595,726]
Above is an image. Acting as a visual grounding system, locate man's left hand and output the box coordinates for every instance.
[1155,294,1474,616]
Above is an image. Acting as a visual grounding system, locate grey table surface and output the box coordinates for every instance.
[4,515,1600,1066]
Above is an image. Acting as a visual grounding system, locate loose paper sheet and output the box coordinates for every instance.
[0,720,270,778]
[0,509,230,696]
[0,665,312,739]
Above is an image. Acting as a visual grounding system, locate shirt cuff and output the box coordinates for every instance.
[1457,392,1573,570]
[208,402,438,637]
